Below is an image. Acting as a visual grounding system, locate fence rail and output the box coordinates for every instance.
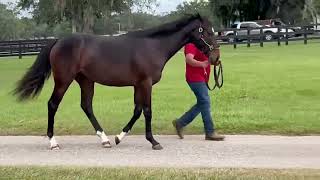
[1,24,320,58]
[0,39,56,59]
[215,23,320,48]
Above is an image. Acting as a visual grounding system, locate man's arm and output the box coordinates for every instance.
[185,54,209,68]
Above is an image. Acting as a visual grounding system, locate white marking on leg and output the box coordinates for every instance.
[49,136,59,149]
[116,131,129,142]
[97,131,111,148]
[96,131,110,143]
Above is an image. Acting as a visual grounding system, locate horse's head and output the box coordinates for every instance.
[189,14,220,65]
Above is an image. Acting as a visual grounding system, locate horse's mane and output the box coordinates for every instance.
[126,13,203,38]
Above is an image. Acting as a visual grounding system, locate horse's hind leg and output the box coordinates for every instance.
[76,75,111,148]
[47,80,72,150]
[115,86,143,145]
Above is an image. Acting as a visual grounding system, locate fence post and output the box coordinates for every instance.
[285,27,288,45]
[304,26,308,45]
[247,27,251,47]
[277,27,281,46]
[233,30,237,49]
[260,28,263,47]
[10,44,12,55]
[18,40,22,59]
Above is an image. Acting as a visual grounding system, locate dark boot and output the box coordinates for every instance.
[205,132,225,141]
[172,120,184,139]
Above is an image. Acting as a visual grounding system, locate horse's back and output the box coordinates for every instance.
[49,33,163,86]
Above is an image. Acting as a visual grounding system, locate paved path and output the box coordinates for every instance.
[1,135,320,169]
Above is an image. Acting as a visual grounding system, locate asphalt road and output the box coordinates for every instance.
[1,135,319,169]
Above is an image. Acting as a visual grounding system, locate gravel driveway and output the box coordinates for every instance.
[1,135,319,169]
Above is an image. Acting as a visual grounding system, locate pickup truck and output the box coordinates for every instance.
[223,21,293,42]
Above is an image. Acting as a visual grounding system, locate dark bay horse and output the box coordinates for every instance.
[14,14,220,150]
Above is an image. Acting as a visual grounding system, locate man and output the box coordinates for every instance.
[172,43,225,141]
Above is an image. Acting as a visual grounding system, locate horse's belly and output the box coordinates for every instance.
[81,64,136,86]
[98,75,135,86]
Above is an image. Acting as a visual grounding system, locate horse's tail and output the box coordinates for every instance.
[13,39,57,101]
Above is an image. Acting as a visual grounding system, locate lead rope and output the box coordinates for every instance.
[204,61,223,91]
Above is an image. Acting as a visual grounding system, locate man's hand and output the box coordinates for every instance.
[186,53,210,68]
[212,60,221,66]
[201,61,210,68]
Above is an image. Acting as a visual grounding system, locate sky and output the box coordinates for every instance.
[0,0,191,16]
[155,0,188,15]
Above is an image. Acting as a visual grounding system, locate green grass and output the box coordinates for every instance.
[0,42,320,136]
[1,166,319,180]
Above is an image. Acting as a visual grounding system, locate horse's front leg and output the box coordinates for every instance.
[76,76,111,148]
[143,106,162,150]
[141,80,162,150]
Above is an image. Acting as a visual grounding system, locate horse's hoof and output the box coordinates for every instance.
[152,144,163,150]
[102,141,112,148]
[115,136,121,145]
[50,144,60,150]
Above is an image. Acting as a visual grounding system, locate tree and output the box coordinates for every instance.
[1,4,26,40]
[18,0,126,33]
[157,0,218,27]
[209,0,238,27]
[315,0,320,26]
[0,2,54,40]
[209,0,307,27]
[267,0,306,24]
[315,0,320,14]
[18,0,158,33]
[302,0,320,24]
[175,0,211,17]
[52,20,72,38]
[0,4,16,40]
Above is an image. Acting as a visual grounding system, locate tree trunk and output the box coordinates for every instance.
[303,0,317,23]
[72,18,77,33]
[82,5,94,33]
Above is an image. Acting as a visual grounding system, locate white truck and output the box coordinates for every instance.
[223,21,293,42]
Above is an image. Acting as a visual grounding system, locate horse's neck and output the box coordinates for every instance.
[158,20,198,62]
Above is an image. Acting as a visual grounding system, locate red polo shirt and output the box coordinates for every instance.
[184,43,210,82]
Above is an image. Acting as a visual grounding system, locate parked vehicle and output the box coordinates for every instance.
[222,21,293,43]
[255,19,301,36]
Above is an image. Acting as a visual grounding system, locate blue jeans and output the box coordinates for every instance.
[176,82,214,135]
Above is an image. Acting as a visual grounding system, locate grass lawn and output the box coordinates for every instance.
[0,42,320,136]
[1,166,319,180]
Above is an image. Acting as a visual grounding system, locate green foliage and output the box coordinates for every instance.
[17,0,157,33]
[270,0,306,24]
[209,0,307,27]
[0,2,63,40]
[131,13,162,29]
[176,0,211,17]
[314,0,320,14]
[0,3,20,40]
[2,0,317,38]
[174,0,219,26]
[93,17,118,35]
[52,20,72,38]
[150,0,218,28]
